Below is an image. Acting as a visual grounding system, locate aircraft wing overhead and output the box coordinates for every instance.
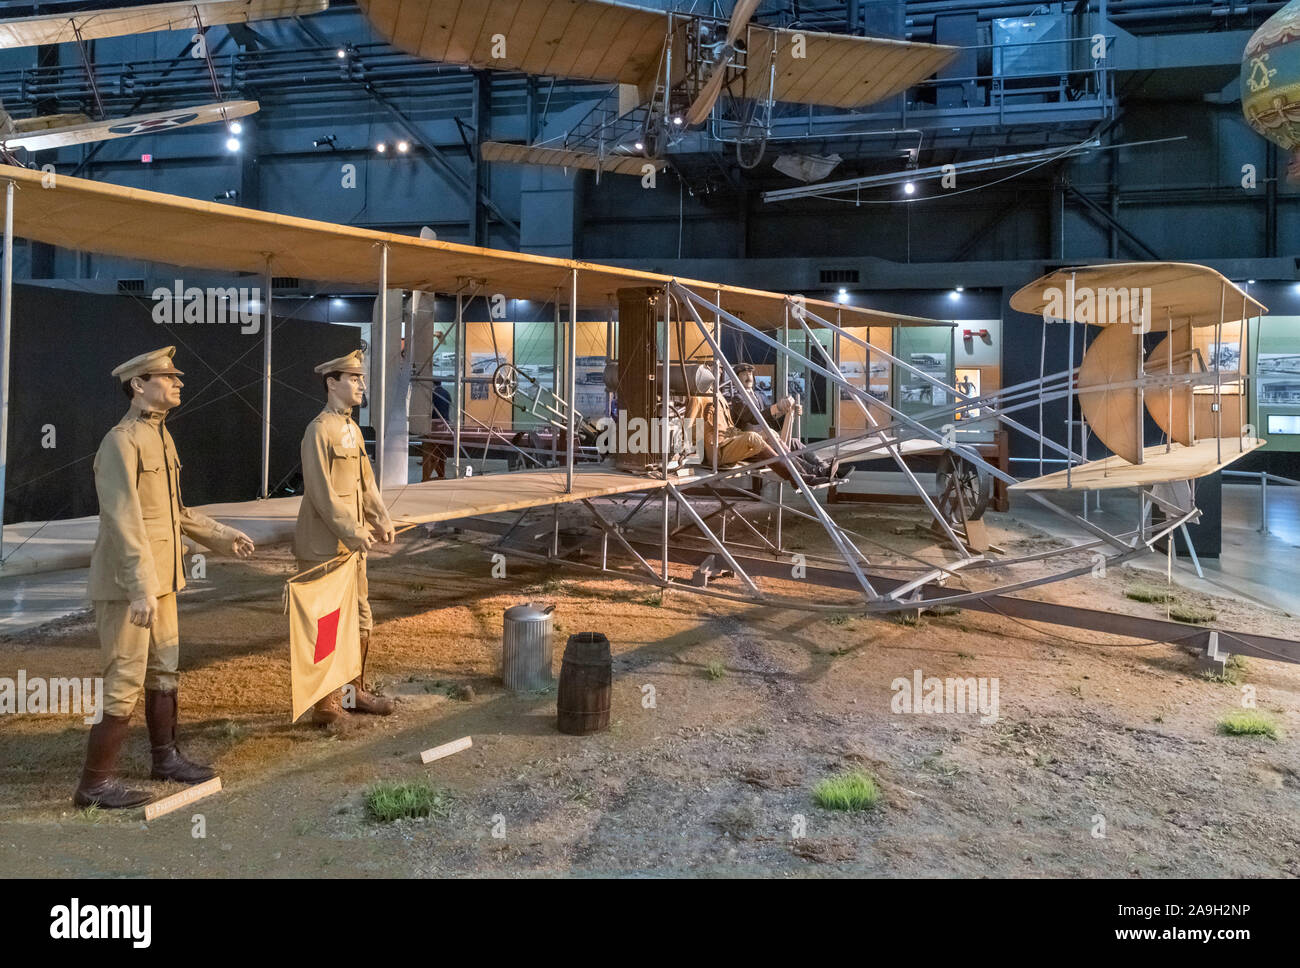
[360,0,955,109]
[1011,262,1267,327]
[481,141,659,176]
[0,165,952,330]
[751,29,958,108]
[1,101,259,152]
[0,0,329,50]
[358,0,668,86]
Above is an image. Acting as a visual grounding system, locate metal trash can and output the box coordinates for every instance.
[502,602,555,692]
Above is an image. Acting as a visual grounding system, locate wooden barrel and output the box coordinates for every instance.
[557,632,611,735]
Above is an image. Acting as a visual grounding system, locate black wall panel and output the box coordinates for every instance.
[3,283,357,524]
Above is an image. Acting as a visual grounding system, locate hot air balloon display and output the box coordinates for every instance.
[1242,0,1300,182]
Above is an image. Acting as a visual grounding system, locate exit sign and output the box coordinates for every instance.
[141,153,153,163]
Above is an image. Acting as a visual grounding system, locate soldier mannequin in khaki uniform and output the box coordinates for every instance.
[296,350,396,725]
[76,347,255,809]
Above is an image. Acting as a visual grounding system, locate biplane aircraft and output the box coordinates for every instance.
[0,0,327,158]
[2,165,1296,665]
[356,0,957,175]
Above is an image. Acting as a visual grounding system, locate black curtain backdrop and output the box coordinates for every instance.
[4,283,358,524]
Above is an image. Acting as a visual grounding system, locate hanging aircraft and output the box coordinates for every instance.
[356,0,957,175]
[0,0,327,159]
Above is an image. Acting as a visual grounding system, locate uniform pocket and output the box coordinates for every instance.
[330,444,359,496]
[138,456,166,518]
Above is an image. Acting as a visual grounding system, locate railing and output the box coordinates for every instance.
[1223,469,1300,535]
[540,87,654,161]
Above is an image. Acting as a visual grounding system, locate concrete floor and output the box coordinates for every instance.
[995,482,1300,617]
[0,568,91,636]
[2,479,1298,636]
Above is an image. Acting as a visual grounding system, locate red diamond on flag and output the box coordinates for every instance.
[314,608,341,663]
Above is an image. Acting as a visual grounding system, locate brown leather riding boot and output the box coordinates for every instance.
[73,714,153,809]
[312,688,348,726]
[349,630,394,716]
[145,689,217,784]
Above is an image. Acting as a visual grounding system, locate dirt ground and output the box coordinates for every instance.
[1,500,1297,878]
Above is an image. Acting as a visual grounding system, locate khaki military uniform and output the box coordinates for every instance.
[694,391,767,466]
[90,408,243,717]
[294,405,392,631]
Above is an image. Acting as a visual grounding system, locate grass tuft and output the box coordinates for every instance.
[1125,583,1175,604]
[1170,603,1216,624]
[1216,710,1278,739]
[363,780,453,823]
[704,661,727,681]
[812,770,881,811]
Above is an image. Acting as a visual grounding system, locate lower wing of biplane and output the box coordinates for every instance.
[1009,262,1267,491]
[0,0,324,159]
[1,101,260,154]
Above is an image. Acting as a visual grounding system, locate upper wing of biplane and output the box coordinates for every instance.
[0,0,328,49]
[359,0,955,109]
[1009,262,1267,328]
[0,163,948,331]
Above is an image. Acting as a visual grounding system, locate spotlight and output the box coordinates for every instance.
[331,297,345,307]
[948,289,961,301]
[376,142,387,153]
[1247,279,1256,285]
[634,141,645,151]
[337,48,347,58]
[903,181,915,195]
[396,140,410,153]
[225,137,240,152]
[836,288,849,304]
[672,116,684,126]
[955,286,964,292]
[228,121,243,135]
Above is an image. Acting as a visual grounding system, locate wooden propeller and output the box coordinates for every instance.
[682,0,762,127]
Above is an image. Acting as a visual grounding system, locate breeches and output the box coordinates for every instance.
[714,430,768,465]
[95,592,180,719]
